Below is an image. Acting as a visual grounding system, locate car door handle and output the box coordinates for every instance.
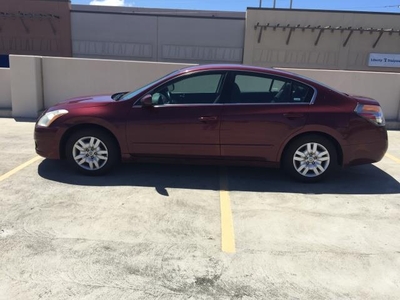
[283,113,305,119]
[198,116,218,122]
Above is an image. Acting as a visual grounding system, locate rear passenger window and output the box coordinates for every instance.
[229,73,314,104]
[235,75,272,92]
[291,81,314,103]
[271,80,285,92]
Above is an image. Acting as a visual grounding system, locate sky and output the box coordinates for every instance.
[71,0,400,13]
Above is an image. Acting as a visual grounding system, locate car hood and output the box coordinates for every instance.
[60,94,115,105]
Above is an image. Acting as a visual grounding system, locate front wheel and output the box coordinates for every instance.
[283,135,338,182]
[66,129,119,175]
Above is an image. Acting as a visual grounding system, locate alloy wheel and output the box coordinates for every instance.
[72,136,109,171]
[293,142,330,178]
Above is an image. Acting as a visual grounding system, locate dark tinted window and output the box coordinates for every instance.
[151,73,224,105]
[230,73,314,104]
[172,74,222,94]
[291,81,314,103]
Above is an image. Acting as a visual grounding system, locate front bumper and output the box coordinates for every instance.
[34,126,62,159]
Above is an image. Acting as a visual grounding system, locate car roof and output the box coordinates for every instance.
[179,64,298,77]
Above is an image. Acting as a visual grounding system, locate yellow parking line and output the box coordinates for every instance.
[385,153,400,164]
[219,169,236,253]
[0,156,42,182]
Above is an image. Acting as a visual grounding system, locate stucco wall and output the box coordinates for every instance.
[280,68,400,120]
[245,8,400,72]
[42,57,193,107]
[0,68,11,108]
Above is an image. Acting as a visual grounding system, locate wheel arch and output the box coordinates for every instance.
[60,123,122,160]
[280,131,343,167]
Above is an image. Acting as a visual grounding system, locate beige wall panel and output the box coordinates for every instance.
[280,68,400,120]
[0,68,11,108]
[42,57,193,107]
[245,9,400,72]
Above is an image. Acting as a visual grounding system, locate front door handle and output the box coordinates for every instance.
[283,113,305,119]
[199,116,218,122]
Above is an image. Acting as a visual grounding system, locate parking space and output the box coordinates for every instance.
[0,118,400,299]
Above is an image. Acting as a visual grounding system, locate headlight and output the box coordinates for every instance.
[37,109,69,127]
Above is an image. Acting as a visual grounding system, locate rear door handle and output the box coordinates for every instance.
[199,116,218,122]
[283,113,305,119]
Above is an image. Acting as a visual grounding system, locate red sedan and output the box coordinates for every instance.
[34,64,388,182]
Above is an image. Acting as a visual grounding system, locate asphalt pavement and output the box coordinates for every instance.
[0,118,399,300]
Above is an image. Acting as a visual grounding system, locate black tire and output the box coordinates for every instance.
[65,129,119,176]
[282,134,338,183]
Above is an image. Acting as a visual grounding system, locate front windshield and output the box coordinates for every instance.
[119,70,180,101]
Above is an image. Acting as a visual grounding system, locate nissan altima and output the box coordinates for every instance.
[34,64,388,182]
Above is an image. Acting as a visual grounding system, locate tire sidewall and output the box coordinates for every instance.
[66,129,119,175]
[283,135,338,183]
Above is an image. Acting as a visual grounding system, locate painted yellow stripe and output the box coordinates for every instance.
[385,153,400,164]
[219,170,236,253]
[0,156,42,182]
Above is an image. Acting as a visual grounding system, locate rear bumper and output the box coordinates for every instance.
[34,126,62,159]
[342,129,388,166]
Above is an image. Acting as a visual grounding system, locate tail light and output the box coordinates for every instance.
[355,103,385,126]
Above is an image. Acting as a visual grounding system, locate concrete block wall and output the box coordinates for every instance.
[42,57,193,107]
[4,55,400,126]
[9,56,44,119]
[8,55,192,117]
[0,68,11,110]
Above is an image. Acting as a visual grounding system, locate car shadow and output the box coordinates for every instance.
[38,159,400,195]
[14,117,37,123]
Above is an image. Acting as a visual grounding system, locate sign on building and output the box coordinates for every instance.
[368,53,400,68]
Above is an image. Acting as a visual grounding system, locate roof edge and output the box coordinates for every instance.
[247,7,400,16]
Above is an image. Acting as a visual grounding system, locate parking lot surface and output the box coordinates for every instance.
[0,118,399,300]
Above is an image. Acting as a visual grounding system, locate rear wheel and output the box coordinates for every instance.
[283,135,338,182]
[66,129,119,175]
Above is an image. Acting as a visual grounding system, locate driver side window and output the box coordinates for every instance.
[151,73,225,105]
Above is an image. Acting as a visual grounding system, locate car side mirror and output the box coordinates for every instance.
[141,94,153,107]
